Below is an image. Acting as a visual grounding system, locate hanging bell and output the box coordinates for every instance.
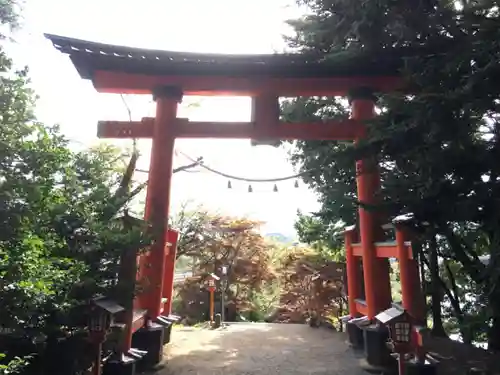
[273,184,278,192]
[248,185,253,193]
[294,180,299,188]
[227,180,232,189]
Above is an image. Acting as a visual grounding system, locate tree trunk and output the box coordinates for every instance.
[488,304,500,351]
[443,261,470,344]
[429,235,447,337]
[459,320,473,345]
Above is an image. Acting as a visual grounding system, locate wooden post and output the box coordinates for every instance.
[397,351,407,375]
[396,224,425,324]
[350,89,378,319]
[349,88,392,319]
[407,260,425,324]
[396,225,413,311]
[141,86,182,319]
[209,290,215,322]
[251,94,280,145]
[163,229,179,315]
[117,216,140,352]
[117,248,136,352]
[93,343,102,375]
[345,228,359,317]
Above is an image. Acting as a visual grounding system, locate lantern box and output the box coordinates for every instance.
[204,273,220,292]
[221,265,228,276]
[88,297,125,341]
[375,306,413,351]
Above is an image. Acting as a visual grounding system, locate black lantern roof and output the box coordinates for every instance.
[92,297,125,315]
[44,34,443,81]
[375,306,407,325]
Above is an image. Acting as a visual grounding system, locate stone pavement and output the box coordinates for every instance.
[153,323,365,375]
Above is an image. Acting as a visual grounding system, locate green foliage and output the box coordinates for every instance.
[172,209,277,323]
[244,281,281,322]
[0,3,150,372]
[0,354,30,374]
[171,208,339,325]
[282,97,355,228]
[0,111,147,332]
[170,203,214,260]
[0,0,19,40]
[281,96,352,260]
[294,210,345,261]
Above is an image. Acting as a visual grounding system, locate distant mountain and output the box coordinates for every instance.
[264,232,297,244]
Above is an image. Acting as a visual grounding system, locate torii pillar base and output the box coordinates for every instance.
[131,323,165,369]
[103,357,137,375]
[362,324,397,372]
[405,360,438,375]
[346,320,365,350]
[156,314,181,345]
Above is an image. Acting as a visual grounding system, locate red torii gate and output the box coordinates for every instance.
[45,33,425,373]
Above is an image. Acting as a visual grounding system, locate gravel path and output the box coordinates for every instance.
[155,323,365,375]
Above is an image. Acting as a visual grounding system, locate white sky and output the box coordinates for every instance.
[7,0,320,237]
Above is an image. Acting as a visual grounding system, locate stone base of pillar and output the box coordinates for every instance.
[214,313,222,328]
[103,354,137,375]
[362,324,397,372]
[156,314,180,345]
[131,323,165,369]
[359,358,397,375]
[347,321,365,349]
[405,360,438,375]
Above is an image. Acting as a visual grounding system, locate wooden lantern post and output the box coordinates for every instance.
[205,273,220,323]
[209,289,215,322]
[220,265,228,324]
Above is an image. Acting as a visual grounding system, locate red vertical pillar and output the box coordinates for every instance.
[143,86,182,319]
[345,227,359,317]
[396,224,425,324]
[350,89,378,319]
[349,88,391,319]
[396,225,412,311]
[407,261,425,324]
[144,185,153,219]
[163,229,179,315]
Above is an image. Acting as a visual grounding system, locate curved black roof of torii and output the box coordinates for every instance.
[44,33,422,80]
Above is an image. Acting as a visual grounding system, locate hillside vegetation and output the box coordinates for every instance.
[170,210,345,325]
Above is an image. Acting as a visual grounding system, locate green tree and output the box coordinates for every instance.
[281,96,353,259]
[294,210,345,261]
[285,0,500,349]
[0,120,148,373]
[0,3,152,374]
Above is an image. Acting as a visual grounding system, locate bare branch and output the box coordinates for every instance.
[173,158,203,173]
[135,157,203,175]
